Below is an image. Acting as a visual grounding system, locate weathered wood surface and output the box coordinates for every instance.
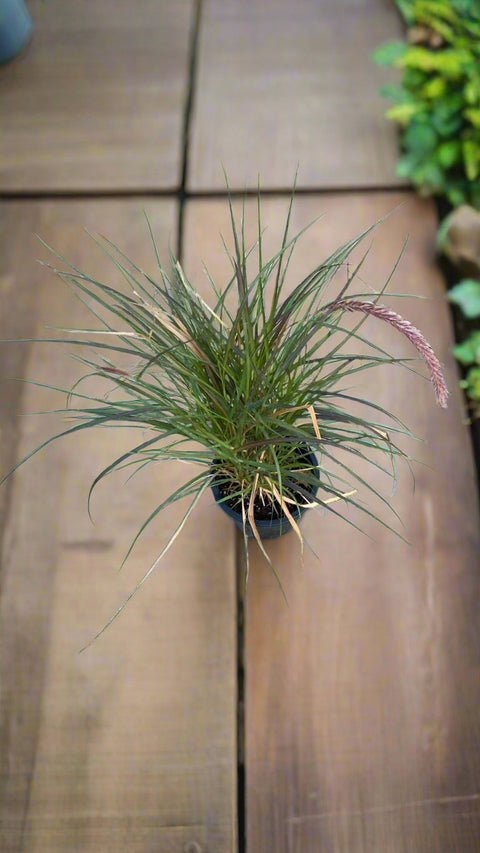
[189,0,405,191]
[184,193,480,852]
[0,204,44,550]
[0,201,236,852]
[0,1,194,192]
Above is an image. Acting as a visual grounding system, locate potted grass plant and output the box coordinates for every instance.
[2,190,448,644]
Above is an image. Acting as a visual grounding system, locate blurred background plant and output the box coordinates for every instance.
[374,0,480,447]
[447,275,480,420]
[373,0,480,207]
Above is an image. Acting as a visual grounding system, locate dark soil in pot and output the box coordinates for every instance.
[211,446,320,538]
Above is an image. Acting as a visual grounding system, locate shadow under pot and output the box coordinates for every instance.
[210,447,320,540]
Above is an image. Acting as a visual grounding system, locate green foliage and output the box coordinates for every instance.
[461,366,480,413]
[454,331,480,365]
[1,194,447,643]
[448,279,480,318]
[454,329,480,418]
[373,0,480,207]
[448,281,480,416]
[374,41,408,65]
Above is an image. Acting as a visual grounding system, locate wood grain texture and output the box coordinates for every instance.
[0,204,44,550]
[0,200,236,852]
[189,0,406,191]
[183,193,480,852]
[0,1,194,192]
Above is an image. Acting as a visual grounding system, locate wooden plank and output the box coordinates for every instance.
[0,200,236,852]
[183,193,480,852]
[0,203,44,550]
[189,0,405,191]
[242,195,480,852]
[0,1,194,192]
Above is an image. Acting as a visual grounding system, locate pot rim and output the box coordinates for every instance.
[210,446,320,534]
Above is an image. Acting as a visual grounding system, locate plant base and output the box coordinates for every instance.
[211,449,319,540]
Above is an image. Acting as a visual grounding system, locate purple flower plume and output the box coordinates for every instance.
[325,299,449,408]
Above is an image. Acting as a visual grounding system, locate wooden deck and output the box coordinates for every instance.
[188,0,405,191]
[0,202,237,852]
[1,3,479,852]
[0,1,195,191]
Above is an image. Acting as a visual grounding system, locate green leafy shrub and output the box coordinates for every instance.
[373,0,480,207]
[448,278,480,417]
[437,206,480,418]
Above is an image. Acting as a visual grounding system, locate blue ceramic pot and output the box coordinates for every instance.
[211,448,319,540]
[0,0,33,63]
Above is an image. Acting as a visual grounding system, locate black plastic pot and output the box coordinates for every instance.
[211,448,320,540]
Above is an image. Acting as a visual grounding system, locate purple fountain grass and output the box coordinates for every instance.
[323,299,449,408]
[1,195,453,644]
